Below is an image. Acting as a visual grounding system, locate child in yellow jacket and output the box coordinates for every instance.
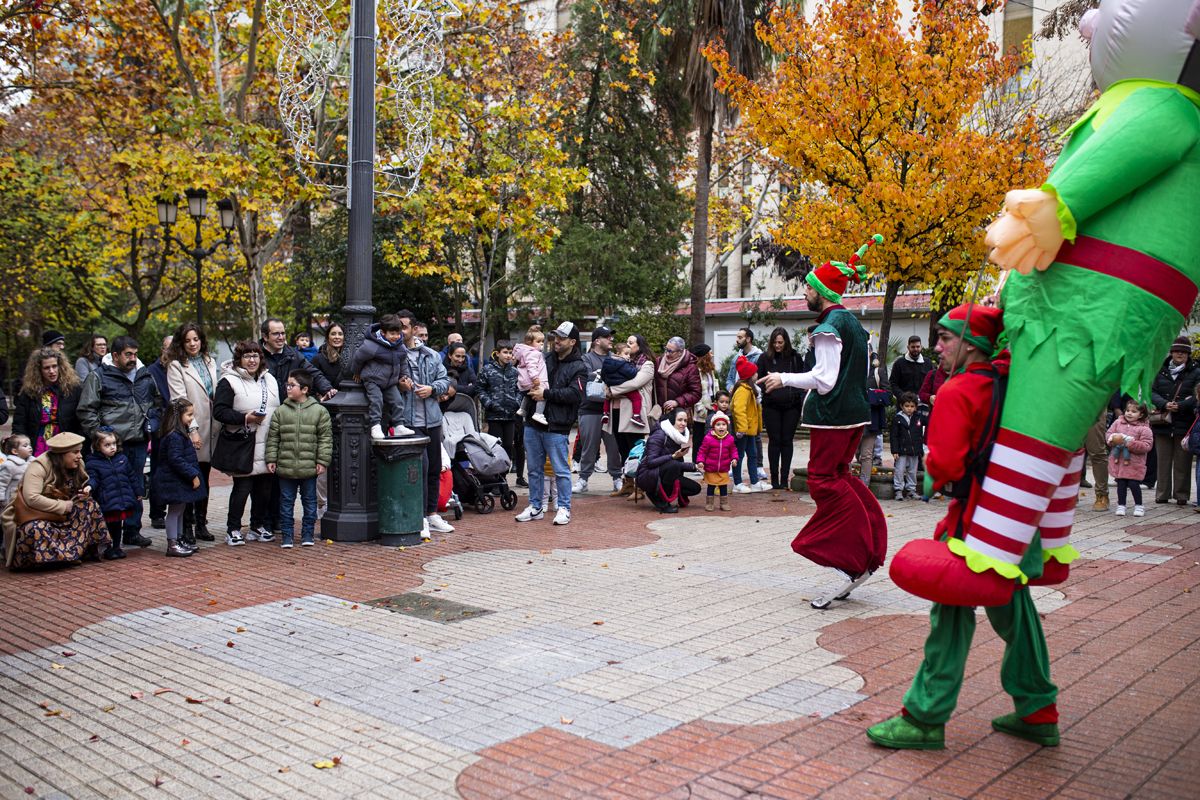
[730,356,763,492]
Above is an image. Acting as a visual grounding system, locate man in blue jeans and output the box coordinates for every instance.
[515,321,587,526]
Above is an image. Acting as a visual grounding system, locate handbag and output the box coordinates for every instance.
[12,483,69,526]
[1150,382,1181,427]
[586,372,606,402]
[212,426,255,475]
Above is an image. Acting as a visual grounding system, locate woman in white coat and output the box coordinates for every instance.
[166,323,219,545]
[212,341,281,546]
[605,334,656,495]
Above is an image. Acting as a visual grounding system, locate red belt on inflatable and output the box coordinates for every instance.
[1056,235,1197,318]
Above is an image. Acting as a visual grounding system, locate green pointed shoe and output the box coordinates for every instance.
[991,713,1060,746]
[866,714,945,750]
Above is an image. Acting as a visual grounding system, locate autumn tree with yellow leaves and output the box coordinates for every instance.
[708,0,1051,350]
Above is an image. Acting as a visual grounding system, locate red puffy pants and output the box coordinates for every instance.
[792,426,888,577]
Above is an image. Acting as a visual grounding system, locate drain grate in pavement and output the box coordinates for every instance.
[366,592,494,623]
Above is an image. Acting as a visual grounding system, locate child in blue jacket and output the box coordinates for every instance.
[86,429,143,559]
[150,398,206,558]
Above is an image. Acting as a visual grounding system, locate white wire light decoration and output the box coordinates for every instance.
[264,0,456,197]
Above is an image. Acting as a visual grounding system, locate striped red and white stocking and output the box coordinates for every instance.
[964,430,1076,569]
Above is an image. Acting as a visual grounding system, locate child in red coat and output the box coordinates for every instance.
[696,412,738,511]
[1106,401,1152,517]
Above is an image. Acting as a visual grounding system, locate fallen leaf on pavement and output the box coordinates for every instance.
[235,627,246,633]
[312,760,336,769]
[129,692,143,700]
[313,699,322,707]
[560,716,573,724]
[206,599,218,606]
[350,604,358,610]
[323,539,333,545]
[332,756,342,766]
[278,767,290,773]
[50,663,64,670]
[152,688,174,696]
[88,735,100,742]
[100,705,114,712]
[185,697,206,704]
[412,656,422,662]
[181,739,190,746]
[335,573,345,580]
[592,620,604,626]
[154,775,165,787]
[61,651,76,657]
[23,788,33,795]
[226,641,235,648]
[44,709,62,717]
[600,563,608,568]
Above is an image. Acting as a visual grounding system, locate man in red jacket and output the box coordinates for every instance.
[869,303,1063,750]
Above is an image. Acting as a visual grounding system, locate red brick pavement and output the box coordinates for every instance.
[0,489,810,657]
[457,523,1200,799]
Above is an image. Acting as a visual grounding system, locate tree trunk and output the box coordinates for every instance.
[689,116,714,345]
[877,278,901,360]
[290,201,313,333]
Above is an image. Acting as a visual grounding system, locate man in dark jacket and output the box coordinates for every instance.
[890,336,934,404]
[1150,336,1199,504]
[576,326,623,495]
[77,335,161,547]
[260,318,336,401]
[515,321,586,526]
[146,334,173,528]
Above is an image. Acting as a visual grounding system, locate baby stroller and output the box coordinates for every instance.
[451,431,517,514]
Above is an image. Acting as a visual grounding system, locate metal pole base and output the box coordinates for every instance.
[322,383,379,541]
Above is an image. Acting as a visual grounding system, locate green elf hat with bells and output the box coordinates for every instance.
[937,304,1004,357]
[805,234,884,303]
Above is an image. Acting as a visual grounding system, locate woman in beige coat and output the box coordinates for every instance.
[605,334,656,495]
[166,323,219,544]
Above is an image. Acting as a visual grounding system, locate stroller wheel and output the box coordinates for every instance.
[501,490,517,511]
[476,494,495,514]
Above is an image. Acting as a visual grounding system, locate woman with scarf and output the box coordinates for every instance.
[654,336,701,427]
[1150,336,1199,505]
[166,323,219,544]
[636,408,702,513]
[13,348,84,455]
[605,334,656,488]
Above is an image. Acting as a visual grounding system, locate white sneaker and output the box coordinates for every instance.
[370,424,387,440]
[553,507,571,526]
[225,530,245,547]
[732,484,751,494]
[426,514,454,533]
[391,424,416,436]
[531,413,549,426]
[1133,505,1145,517]
[242,528,260,542]
[756,479,773,491]
[1115,505,1126,516]
[419,518,431,541]
[612,477,624,493]
[514,506,544,522]
[811,569,856,609]
[572,479,588,494]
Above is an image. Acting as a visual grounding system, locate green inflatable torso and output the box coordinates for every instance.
[1002,81,1200,399]
[802,307,870,428]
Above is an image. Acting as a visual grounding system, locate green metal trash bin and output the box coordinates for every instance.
[373,436,430,546]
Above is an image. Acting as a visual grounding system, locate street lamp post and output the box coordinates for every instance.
[157,190,237,329]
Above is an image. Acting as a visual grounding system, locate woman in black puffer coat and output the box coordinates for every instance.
[1149,338,1200,504]
[757,327,807,489]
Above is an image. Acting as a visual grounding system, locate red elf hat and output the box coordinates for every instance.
[805,234,884,303]
[937,304,1004,357]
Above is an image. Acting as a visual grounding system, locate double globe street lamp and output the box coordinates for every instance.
[156,189,236,329]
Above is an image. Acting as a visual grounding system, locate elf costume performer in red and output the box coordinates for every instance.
[880,0,1200,748]
[869,305,1067,749]
[760,235,887,610]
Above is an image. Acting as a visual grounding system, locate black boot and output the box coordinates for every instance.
[181,520,197,549]
[193,519,214,542]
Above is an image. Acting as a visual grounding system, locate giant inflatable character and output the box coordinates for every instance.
[878,0,1200,748]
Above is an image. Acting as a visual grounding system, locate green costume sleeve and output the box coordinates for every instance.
[1044,87,1200,240]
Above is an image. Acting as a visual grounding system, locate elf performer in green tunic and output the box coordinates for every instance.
[881,0,1200,748]
[760,236,887,610]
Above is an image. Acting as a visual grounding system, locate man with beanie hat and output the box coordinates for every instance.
[870,302,1064,751]
[760,235,886,609]
[42,330,66,351]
